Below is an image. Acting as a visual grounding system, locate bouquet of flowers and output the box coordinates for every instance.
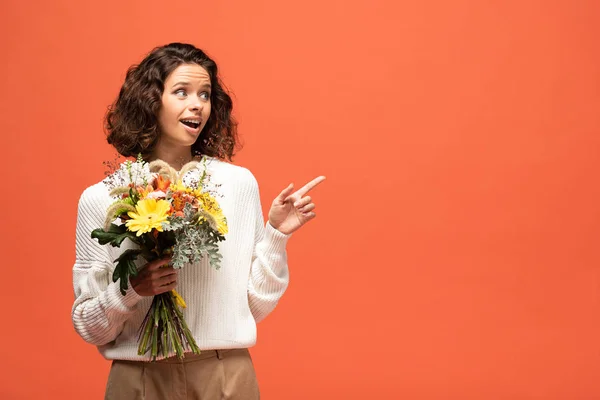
[91,155,228,360]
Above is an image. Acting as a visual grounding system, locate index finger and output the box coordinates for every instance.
[294,176,326,197]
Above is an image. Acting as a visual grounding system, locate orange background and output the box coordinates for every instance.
[1,0,599,399]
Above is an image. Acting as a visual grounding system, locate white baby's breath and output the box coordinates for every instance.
[103,159,154,192]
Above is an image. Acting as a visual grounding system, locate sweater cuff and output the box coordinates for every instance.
[264,221,291,254]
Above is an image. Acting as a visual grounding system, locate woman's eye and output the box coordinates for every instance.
[175,89,187,97]
[199,92,210,100]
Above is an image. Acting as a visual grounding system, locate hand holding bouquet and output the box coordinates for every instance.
[91,155,228,360]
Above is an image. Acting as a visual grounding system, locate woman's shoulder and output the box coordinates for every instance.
[202,157,258,186]
[77,180,113,212]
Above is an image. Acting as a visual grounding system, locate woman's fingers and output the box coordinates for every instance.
[301,211,316,220]
[153,272,178,294]
[139,271,178,295]
[275,183,295,204]
[150,266,177,279]
[146,256,173,271]
[158,281,178,294]
[131,257,178,296]
[298,203,315,213]
[285,176,326,201]
[153,268,177,281]
[293,196,312,208]
[155,272,178,288]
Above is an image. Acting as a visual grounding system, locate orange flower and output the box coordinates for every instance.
[171,192,185,212]
[153,175,171,191]
[134,184,154,199]
[171,192,197,212]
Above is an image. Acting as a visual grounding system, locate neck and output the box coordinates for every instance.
[149,145,196,171]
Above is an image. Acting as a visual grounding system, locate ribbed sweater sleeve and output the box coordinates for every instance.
[245,172,291,323]
[71,183,144,345]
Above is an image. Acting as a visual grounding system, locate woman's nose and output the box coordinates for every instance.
[189,100,203,111]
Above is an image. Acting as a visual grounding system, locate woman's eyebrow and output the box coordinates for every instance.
[172,82,212,89]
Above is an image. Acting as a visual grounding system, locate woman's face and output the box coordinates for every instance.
[157,63,212,149]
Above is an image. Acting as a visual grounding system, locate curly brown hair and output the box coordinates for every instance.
[105,43,239,161]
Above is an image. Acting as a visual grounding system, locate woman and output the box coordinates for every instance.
[72,42,324,399]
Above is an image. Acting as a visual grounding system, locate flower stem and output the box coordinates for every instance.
[137,292,200,361]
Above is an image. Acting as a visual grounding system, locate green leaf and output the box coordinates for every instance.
[91,223,140,247]
[114,248,142,264]
[128,260,139,277]
[129,187,139,205]
[112,264,120,283]
[119,275,128,296]
[112,249,142,294]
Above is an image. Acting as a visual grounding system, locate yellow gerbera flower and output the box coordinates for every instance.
[193,190,216,209]
[200,205,229,235]
[126,198,171,236]
[193,191,228,234]
[192,188,206,200]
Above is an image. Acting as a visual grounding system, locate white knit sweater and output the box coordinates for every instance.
[71,157,290,361]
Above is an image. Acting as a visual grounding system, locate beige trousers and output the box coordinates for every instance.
[105,349,260,400]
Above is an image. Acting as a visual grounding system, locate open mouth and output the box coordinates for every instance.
[180,119,201,130]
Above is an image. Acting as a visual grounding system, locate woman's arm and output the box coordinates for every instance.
[245,174,291,323]
[71,184,144,345]
[245,171,325,322]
